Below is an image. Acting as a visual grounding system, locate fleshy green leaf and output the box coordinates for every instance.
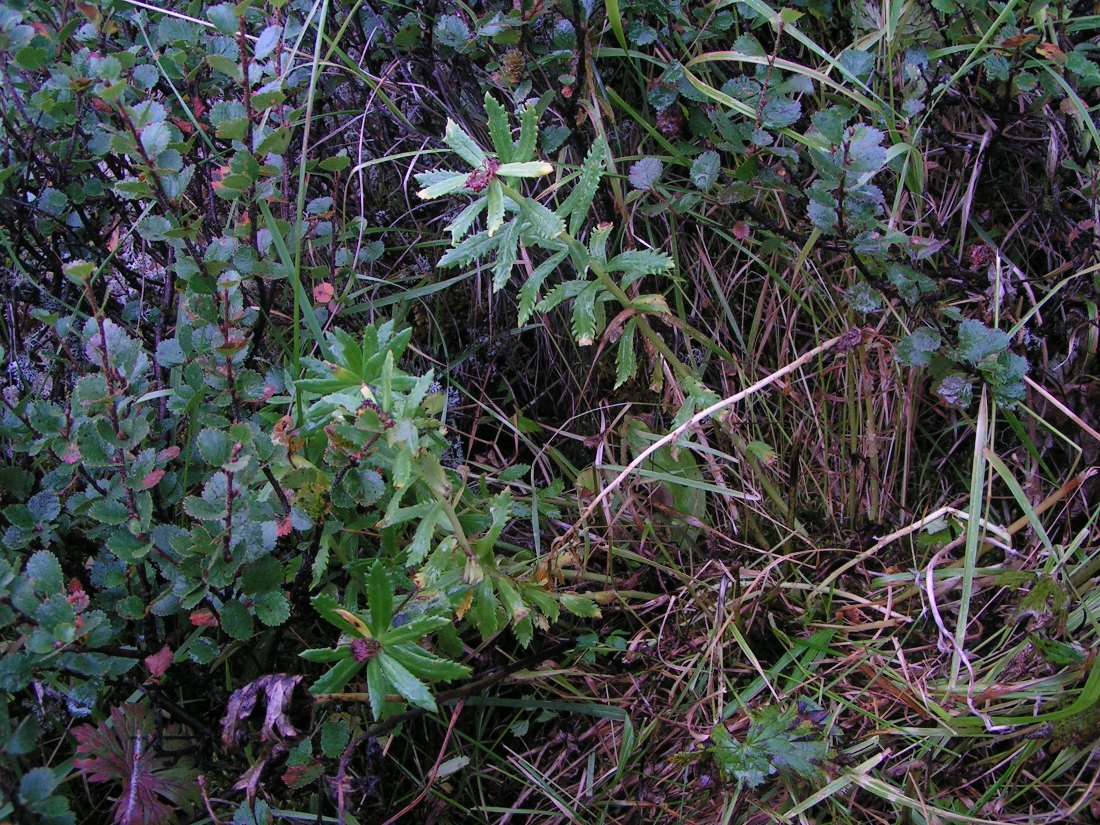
[606,250,673,278]
[614,318,638,389]
[586,222,613,264]
[378,652,436,711]
[443,120,486,167]
[300,647,349,663]
[207,4,238,35]
[433,14,470,51]
[711,724,771,787]
[761,96,802,129]
[469,578,500,638]
[438,230,499,269]
[559,139,607,234]
[987,352,1028,407]
[537,279,589,314]
[416,171,469,200]
[570,281,601,346]
[19,766,59,804]
[241,557,283,594]
[382,615,451,646]
[844,282,882,314]
[254,24,282,60]
[368,561,394,635]
[321,719,350,759]
[206,53,240,80]
[811,106,854,145]
[405,502,443,566]
[887,263,937,305]
[514,104,539,162]
[486,181,504,237]
[806,183,838,231]
[366,658,386,718]
[27,490,60,524]
[559,593,602,618]
[484,93,514,162]
[518,251,568,326]
[497,161,554,178]
[386,642,470,681]
[310,656,364,695]
[447,197,487,244]
[491,218,522,291]
[518,196,565,238]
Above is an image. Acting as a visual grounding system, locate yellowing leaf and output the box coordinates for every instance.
[334,608,372,638]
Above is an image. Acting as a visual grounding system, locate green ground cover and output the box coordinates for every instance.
[1,0,1098,821]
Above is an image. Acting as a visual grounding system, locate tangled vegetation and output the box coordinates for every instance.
[1,0,1098,822]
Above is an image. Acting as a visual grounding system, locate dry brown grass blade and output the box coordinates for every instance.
[1025,375,1100,446]
[554,329,859,551]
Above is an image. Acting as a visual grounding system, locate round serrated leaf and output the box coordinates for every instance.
[206,3,238,35]
[141,121,171,159]
[320,719,350,758]
[220,599,254,641]
[254,24,282,60]
[27,490,60,524]
[196,428,234,467]
[241,556,283,594]
[628,157,664,190]
[19,766,58,804]
[690,150,721,191]
[254,590,290,626]
[26,550,63,594]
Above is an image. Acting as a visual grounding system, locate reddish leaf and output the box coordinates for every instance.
[61,443,81,464]
[1001,34,1038,50]
[733,221,751,240]
[66,579,91,612]
[157,446,180,462]
[210,164,231,193]
[75,3,101,23]
[281,761,324,789]
[137,469,165,491]
[271,415,297,448]
[144,645,173,679]
[73,704,198,825]
[313,282,335,304]
[276,514,293,537]
[190,610,219,628]
[1036,41,1066,62]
